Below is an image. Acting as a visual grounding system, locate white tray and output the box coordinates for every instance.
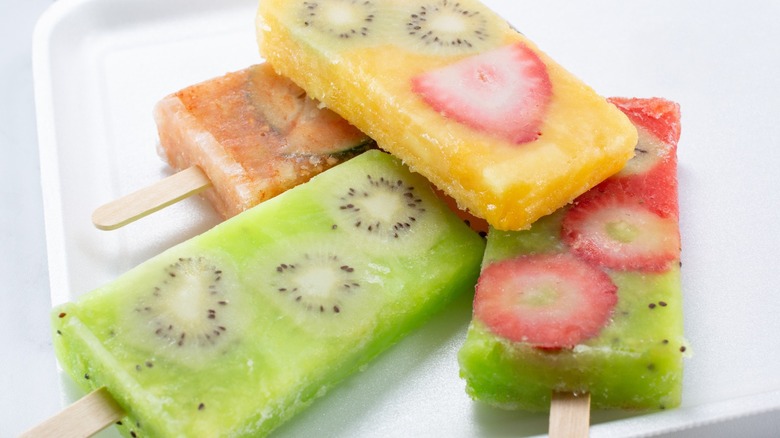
[33,0,780,436]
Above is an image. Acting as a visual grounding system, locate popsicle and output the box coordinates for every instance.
[158,63,378,218]
[51,150,486,437]
[457,97,688,412]
[94,63,489,233]
[255,0,639,230]
[92,63,371,230]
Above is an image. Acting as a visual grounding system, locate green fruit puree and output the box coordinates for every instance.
[52,151,485,437]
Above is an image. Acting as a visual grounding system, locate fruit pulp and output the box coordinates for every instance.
[154,63,372,219]
[52,150,485,437]
[457,98,688,411]
[256,0,638,230]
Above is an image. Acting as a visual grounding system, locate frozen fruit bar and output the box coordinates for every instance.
[154,63,372,219]
[53,150,485,437]
[458,98,688,411]
[256,0,638,230]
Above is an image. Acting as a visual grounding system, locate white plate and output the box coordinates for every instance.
[33,0,780,436]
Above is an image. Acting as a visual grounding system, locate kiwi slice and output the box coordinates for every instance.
[119,254,247,366]
[616,125,672,177]
[246,236,386,338]
[334,173,427,239]
[271,251,360,315]
[299,0,379,41]
[317,153,447,250]
[397,0,503,55]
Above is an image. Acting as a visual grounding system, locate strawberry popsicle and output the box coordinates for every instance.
[458,97,688,411]
[53,150,485,437]
[256,0,638,230]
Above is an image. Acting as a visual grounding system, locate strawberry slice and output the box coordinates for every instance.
[474,253,617,348]
[411,42,552,144]
[561,191,680,272]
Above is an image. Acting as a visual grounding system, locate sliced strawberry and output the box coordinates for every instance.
[474,253,617,348]
[561,191,680,272]
[411,42,552,144]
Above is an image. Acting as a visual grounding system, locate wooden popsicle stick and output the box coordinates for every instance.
[548,391,591,438]
[92,165,211,230]
[20,387,124,438]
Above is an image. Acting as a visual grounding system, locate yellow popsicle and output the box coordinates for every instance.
[256,0,637,230]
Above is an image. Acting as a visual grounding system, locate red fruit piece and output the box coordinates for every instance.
[613,125,674,179]
[597,98,681,219]
[607,125,679,218]
[609,97,681,147]
[561,192,680,272]
[474,253,618,348]
[411,42,552,144]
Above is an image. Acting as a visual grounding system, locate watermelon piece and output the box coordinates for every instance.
[600,97,682,219]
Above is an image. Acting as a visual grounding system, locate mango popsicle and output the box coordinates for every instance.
[54,150,485,437]
[458,97,688,411]
[256,0,638,230]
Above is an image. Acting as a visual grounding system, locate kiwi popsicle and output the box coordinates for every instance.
[54,150,485,437]
[458,98,688,411]
[256,0,638,231]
